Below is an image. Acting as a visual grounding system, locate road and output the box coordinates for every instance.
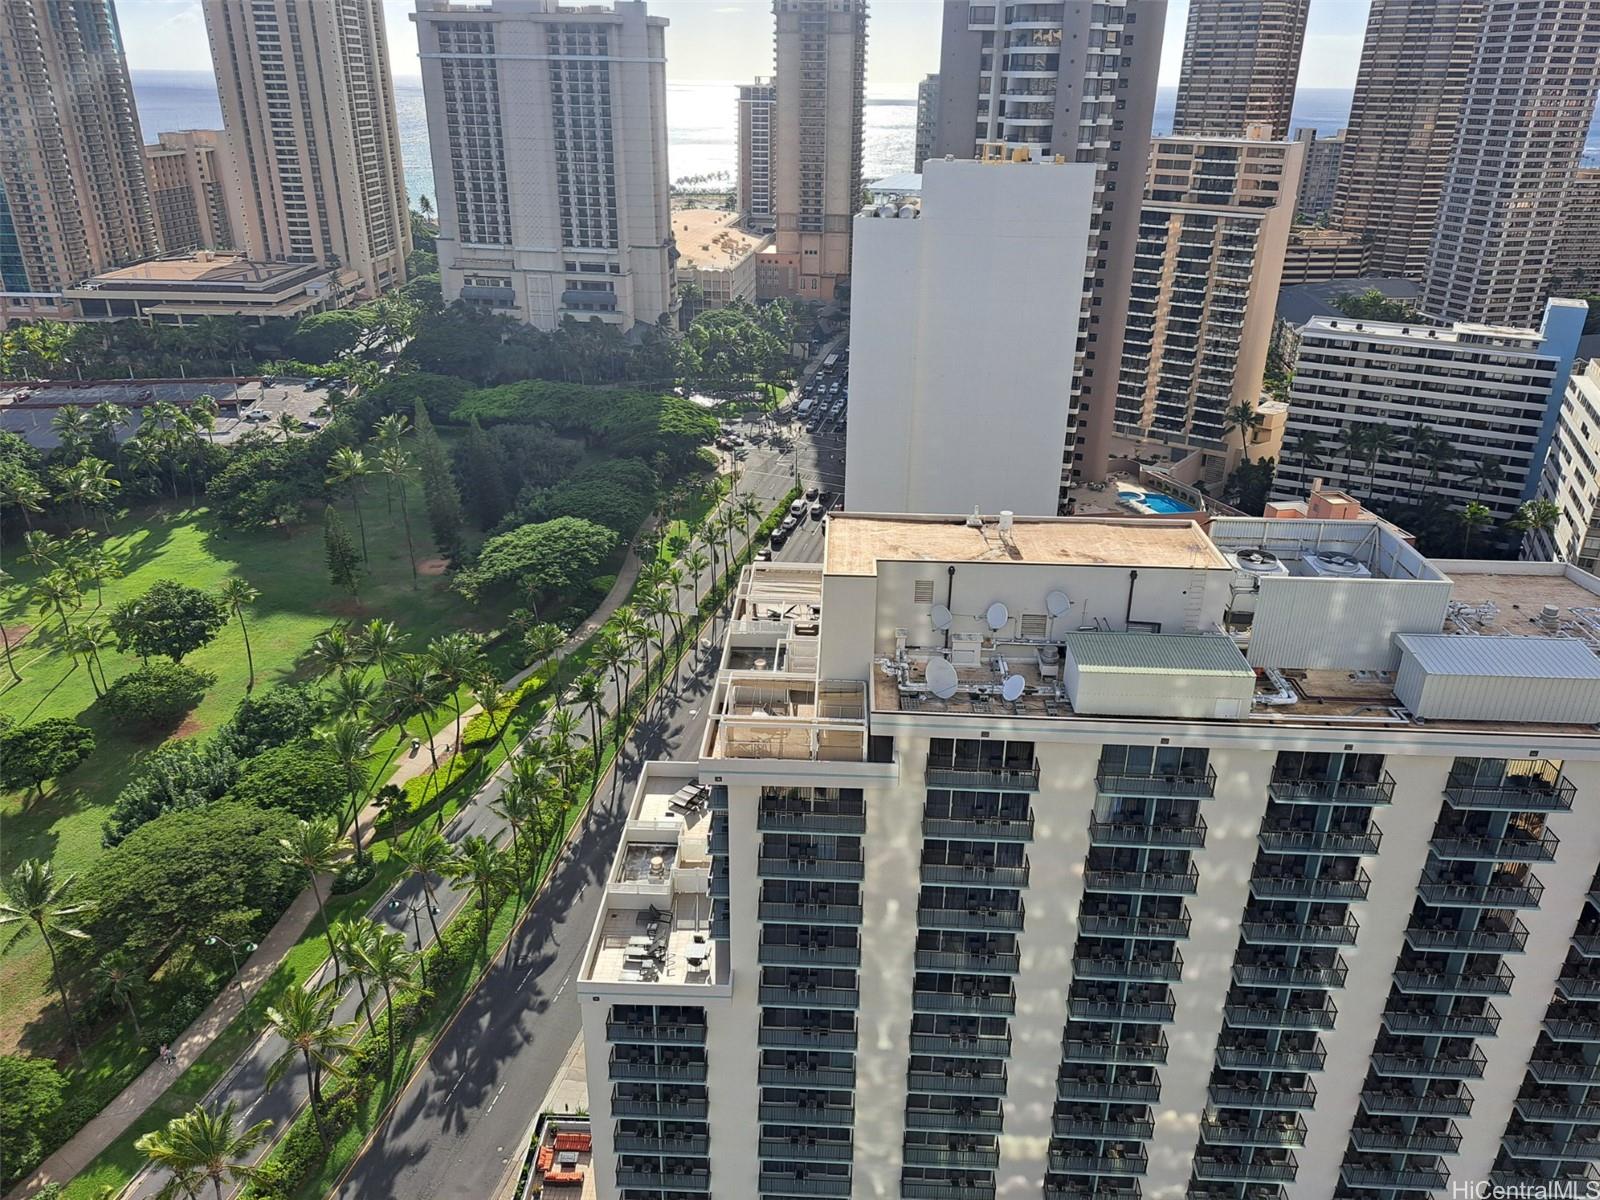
[124,424,826,1200]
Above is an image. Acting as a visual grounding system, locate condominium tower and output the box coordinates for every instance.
[739,78,778,234]
[930,0,1169,492]
[413,0,674,330]
[1529,360,1600,573]
[1115,126,1301,475]
[1421,0,1600,327]
[1171,0,1311,140]
[1291,128,1342,221]
[771,0,867,302]
[143,131,239,254]
[204,0,411,298]
[0,0,156,309]
[1332,0,1484,281]
[1553,168,1600,291]
[580,510,1600,1200]
[914,74,940,172]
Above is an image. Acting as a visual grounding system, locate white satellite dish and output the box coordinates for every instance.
[931,604,953,631]
[985,601,1009,631]
[1000,674,1025,702]
[926,657,959,700]
[1046,589,1071,618]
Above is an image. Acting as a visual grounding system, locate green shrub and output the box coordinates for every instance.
[225,685,322,755]
[228,741,345,819]
[331,857,376,895]
[0,1055,66,1186]
[103,737,240,846]
[101,661,216,732]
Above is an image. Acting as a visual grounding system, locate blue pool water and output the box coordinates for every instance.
[1120,490,1196,515]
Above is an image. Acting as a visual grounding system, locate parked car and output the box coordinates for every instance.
[756,548,773,561]
[790,498,807,517]
[770,527,789,549]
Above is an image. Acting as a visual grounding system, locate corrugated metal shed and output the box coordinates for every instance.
[1059,633,1255,675]
[1394,634,1600,724]
[1061,633,1255,719]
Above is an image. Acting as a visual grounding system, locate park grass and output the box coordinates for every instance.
[1,492,510,1059]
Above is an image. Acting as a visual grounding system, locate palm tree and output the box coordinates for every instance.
[546,708,582,797]
[93,951,148,1044]
[76,545,122,608]
[307,624,361,682]
[393,828,450,944]
[524,622,565,694]
[1224,401,1266,463]
[426,631,486,752]
[592,630,632,738]
[21,529,63,570]
[1457,501,1493,556]
[1337,424,1370,489]
[378,446,418,587]
[274,412,299,443]
[472,679,518,760]
[135,1101,273,1200]
[277,817,348,981]
[326,672,379,724]
[382,653,447,780]
[263,985,355,1143]
[737,495,763,548]
[354,928,421,1073]
[326,447,373,563]
[0,469,47,529]
[217,578,261,690]
[57,457,121,531]
[1470,455,1505,502]
[447,835,515,952]
[1511,498,1561,549]
[1362,424,1398,499]
[51,406,92,460]
[494,762,544,895]
[573,672,607,776]
[319,718,374,863]
[1,860,92,1053]
[64,621,112,696]
[0,569,22,683]
[620,608,653,692]
[684,549,710,611]
[86,401,131,458]
[329,917,380,1035]
[190,394,220,444]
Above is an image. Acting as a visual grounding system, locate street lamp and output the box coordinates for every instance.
[203,934,258,989]
[388,897,438,988]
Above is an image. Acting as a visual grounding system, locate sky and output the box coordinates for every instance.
[116,0,1374,95]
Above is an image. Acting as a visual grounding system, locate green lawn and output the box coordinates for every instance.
[1,493,508,1058]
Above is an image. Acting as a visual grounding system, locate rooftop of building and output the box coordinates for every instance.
[823,513,1229,577]
[68,253,331,293]
[1276,276,1418,328]
[671,209,766,271]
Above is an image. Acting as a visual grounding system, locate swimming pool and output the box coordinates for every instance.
[1118,489,1197,515]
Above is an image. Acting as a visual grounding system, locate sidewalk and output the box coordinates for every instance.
[13,880,331,1194]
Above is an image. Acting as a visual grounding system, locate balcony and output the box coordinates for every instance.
[612,1098,709,1118]
[757,1172,851,1197]
[1574,931,1600,957]
[1249,869,1371,902]
[758,984,859,1008]
[1500,1133,1600,1161]
[1528,1057,1600,1084]
[1090,818,1208,850]
[1080,912,1192,939]
[1416,872,1544,908]
[1048,1151,1149,1177]
[1053,1116,1156,1141]
[758,1064,854,1091]
[1096,765,1217,799]
[1429,829,1560,863]
[1544,1016,1600,1041]
[900,1180,997,1200]
[1360,1089,1472,1117]
[1516,1096,1600,1122]
[916,948,1021,973]
[1073,953,1184,983]
[614,1134,710,1154]
[758,854,865,882]
[1063,1036,1169,1065]
[1223,1002,1337,1031]
[1257,824,1381,856]
[1190,1156,1298,1184]
[1057,1075,1163,1103]
[912,989,1017,1015]
[903,1147,1000,1169]
[1200,1116,1307,1148]
[759,1137,851,1162]
[917,905,1025,932]
[1083,866,1200,896]
[1383,1007,1501,1037]
[606,1021,707,1044]
[1557,971,1600,1000]
[608,1056,708,1082]
[1067,997,1177,1023]
[1215,1045,1326,1072]
[1232,961,1347,989]
[1350,1125,1462,1155]
[1370,1047,1488,1079]
[926,759,1041,791]
[757,1103,854,1126]
[903,1109,1004,1134]
[1404,921,1528,953]
[758,1026,856,1051]
[757,809,867,835]
[922,813,1035,841]
[1207,1082,1317,1110]
[1340,1164,1449,1190]
[614,1168,710,1189]
[1268,772,1394,805]
[911,1032,1013,1058]
[907,1069,1008,1095]
[758,901,863,925]
[1443,765,1574,811]
[1239,917,1359,947]
[921,861,1032,888]
[1394,964,1516,995]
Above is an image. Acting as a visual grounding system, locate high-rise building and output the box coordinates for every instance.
[413,0,674,330]
[1553,167,1600,291]
[143,131,239,254]
[579,509,1600,1200]
[1278,227,1370,285]
[930,0,1169,492]
[738,78,778,234]
[1291,128,1343,220]
[914,74,940,172]
[771,0,867,302]
[0,0,156,312]
[1171,0,1310,140]
[1115,125,1301,476]
[1421,0,1600,327]
[1332,0,1484,281]
[845,157,1096,517]
[204,0,411,298]
[1529,359,1600,571]
[1276,298,1589,522]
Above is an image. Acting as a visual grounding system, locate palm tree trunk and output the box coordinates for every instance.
[351,492,370,563]
[348,791,368,866]
[309,873,341,983]
[303,1051,329,1142]
[507,824,526,895]
[423,882,443,943]
[381,980,396,1072]
[40,928,82,1053]
[398,485,418,589]
[124,996,143,1042]
[2,626,20,682]
[239,613,255,690]
[354,974,376,1036]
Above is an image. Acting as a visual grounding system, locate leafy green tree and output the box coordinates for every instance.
[264,985,354,1143]
[1457,501,1493,556]
[354,927,422,1073]
[0,861,92,1052]
[217,578,261,690]
[329,917,380,1035]
[458,516,616,597]
[0,1055,66,1185]
[1511,498,1561,541]
[109,580,229,663]
[135,1101,273,1200]
[101,662,215,732]
[225,684,321,755]
[103,739,240,846]
[1224,401,1265,463]
[1330,287,1418,322]
[228,742,346,819]
[0,717,95,805]
[323,506,363,601]
[458,417,511,530]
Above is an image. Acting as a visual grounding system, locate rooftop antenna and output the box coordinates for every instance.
[926,657,959,701]
[1000,674,1025,703]
[985,601,1009,632]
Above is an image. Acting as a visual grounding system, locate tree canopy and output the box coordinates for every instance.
[225,684,323,756]
[228,741,346,819]
[109,580,230,662]
[458,516,616,598]
[0,718,95,802]
[0,1054,66,1185]
[100,661,216,732]
[103,738,241,847]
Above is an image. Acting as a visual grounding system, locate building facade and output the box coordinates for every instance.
[673,209,769,316]
[1276,298,1589,522]
[143,131,239,254]
[1115,126,1301,472]
[1291,128,1342,221]
[1171,0,1310,140]
[914,74,940,172]
[204,0,411,298]
[1279,227,1370,286]
[1331,0,1484,282]
[845,157,1096,518]
[0,0,157,305]
[413,0,674,331]
[579,510,1600,1200]
[65,253,362,324]
[738,78,778,234]
[1421,0,1600,327]
[1529,360,1600,572]
[1553,167,1600,292]
[930,0,1169,491]
[771,0,867,303]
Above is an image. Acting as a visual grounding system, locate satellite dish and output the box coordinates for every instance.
[926,658,959,700]
[985,602,1009,631]
[1046,589,1071,618]
[1001,674,1025,702]
[931,604,953,630]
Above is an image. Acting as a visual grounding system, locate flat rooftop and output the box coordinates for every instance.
[1444,569,1600,638]
[824,514,1228,577]
[80,255,317,288]
[586,896,718,987]
[671,209,765,270]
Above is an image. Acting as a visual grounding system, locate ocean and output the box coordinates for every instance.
[132,69,1600,214]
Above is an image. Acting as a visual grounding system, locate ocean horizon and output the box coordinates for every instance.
[131,68,1600,217]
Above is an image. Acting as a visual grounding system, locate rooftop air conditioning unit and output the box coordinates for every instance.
[1303,551,1372,579]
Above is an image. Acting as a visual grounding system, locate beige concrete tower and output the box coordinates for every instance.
[144,131,241,253]
[1422,0,1600,327]
[203,0,411,297]
[1172,0,1310,139]
[772,0,867,303]
[738,78,778,234]
[0,0,157,304]
[1332,0,1485,280]
[930,0,1169,495]
[1554,168,1600,291]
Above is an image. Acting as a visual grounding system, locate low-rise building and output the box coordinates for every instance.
[672,209,770,316]
[64,252,361,324]
[1529,358,1600,570]
[1280,226,1371,285]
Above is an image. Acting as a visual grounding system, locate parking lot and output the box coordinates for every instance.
[0,376,334,449]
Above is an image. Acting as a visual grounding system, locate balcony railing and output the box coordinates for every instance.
[1516,1097,1600,1122]
[614,1168,711,1190]
[1268,772,1395,805]
[1370,1047,1487,1079]
[758,901,863,925]
[1360,1089,1472,1117]
[1215,1045,1326,1072]
[1083,866,1200,896]
[1416,873,1544,908]
[922,812,1035,841]
[1096,765,1217,798]
[757,1026,856,1050]
[757,809,867,834]
[608,1057,708,1082]
[900,1180,998,1200]
[606,1021,707,1044]
[1073,954,1184,983]
[1057,1076,1162,1103]
[1429,830,1559,862]
[757,1172,851,1197]
[902,1146,1000,1169]
[1340,1164,1449,1190]
[1404,921,1528,953]
[1528,1057,1600,1084]
[1239,917,1359,946]
[1501,1133,1600,1161]
[921,861,1032,887]
[1199,1116,1307,1147]
[1384,1007,1500,1036]
[1350,1125,1462,1155]
[1090,818,1208,849]
[1544,1016,1600,1041]
[612,1098,709,1118]
[1443,765,1574,811]
[1047,1152,1149,1177]
[1207,1082,1317,1110]
[758,1064,856,1089]
[915,948,1021,973]
[1249,870,1371,901]
[759,943,861,967]
[1067,997,1177,1023]
[758,854,865,881]
[917,905,1025,931]
[1393,965,1515,996]
[1257,824,1381,855]
[906,1069,1008,1095]
[1063,1036,1169,1065]
[910,1031,1012,1058]
[903,1108,1004,1133]
[757,1102,854,1126]
[614,1134,710,1154]
[1052,1116,1156,1141]
[1080,912,1192,939]
[1191,1156,1297,1183]
[758,984,859,1008]
[758,1137,852,1162]
[1232,962,1348,989]
[925,759,1041,791]
[912,989,1017,1015]
[1557,972,1600,1000]
[1223,1002,1337,1030]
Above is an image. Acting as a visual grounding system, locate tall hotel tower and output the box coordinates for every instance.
[1170,0,1310,139]
[414,0,674,330]
[579,510,1600,1200]
[929,0,1168,492]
